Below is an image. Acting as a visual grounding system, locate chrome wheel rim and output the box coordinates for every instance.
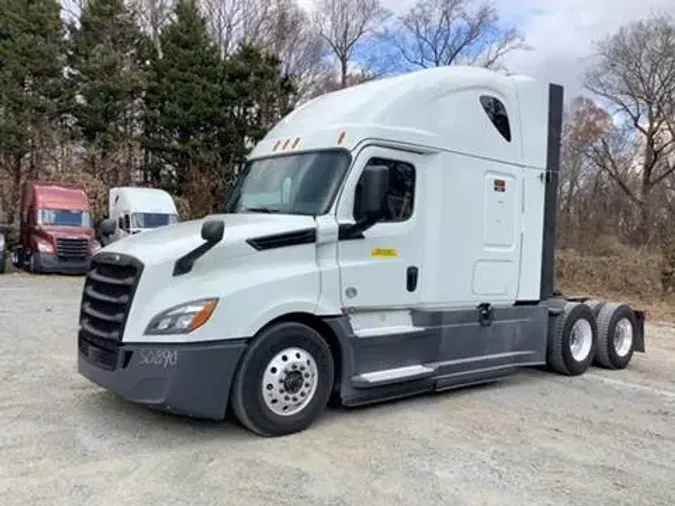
[614,317,633,357]
[261,347,319,417]
[570,318,593,362]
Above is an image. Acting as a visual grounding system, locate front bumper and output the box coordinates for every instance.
[78,338,249,420]
[34,252,90,274]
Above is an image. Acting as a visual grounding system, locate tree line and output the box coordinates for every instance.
[0,0,674,261]
[0,0,529,227]
[558,14,675,256]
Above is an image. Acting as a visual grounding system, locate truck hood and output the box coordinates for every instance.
[38,225,94,238]
[99,213,317,265]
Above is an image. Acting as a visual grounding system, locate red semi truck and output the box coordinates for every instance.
[11,180,100,274]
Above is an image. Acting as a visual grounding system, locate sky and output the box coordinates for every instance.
[492,0,675,98]
[300,0,675,100]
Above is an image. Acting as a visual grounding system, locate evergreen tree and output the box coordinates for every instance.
[223,44,295,157]
[67,0,150,185]
[218,44,296,196]
[0,0,67,223]
[147,0,223,201]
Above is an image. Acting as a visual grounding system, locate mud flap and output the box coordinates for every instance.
[633,309,646,353]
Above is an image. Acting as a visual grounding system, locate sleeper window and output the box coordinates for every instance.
[480,95,512,142]
[354,157,416,222]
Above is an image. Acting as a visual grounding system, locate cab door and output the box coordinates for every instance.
[336,145,425,310]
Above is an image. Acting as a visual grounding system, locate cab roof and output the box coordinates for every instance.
[23,181,90,211]
[110,187,177,214]
[250,65,555,169]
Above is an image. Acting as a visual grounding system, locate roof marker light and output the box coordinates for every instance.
[337,131,346,145]
[292,137,301,148]
[282,138,291,149]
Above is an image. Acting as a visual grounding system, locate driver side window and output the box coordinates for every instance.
[118,214,130,231]
[354,157,416,222]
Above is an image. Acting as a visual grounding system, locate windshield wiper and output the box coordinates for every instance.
[242,207,281,214]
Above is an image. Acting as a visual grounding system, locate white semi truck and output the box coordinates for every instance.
[99,186,178,244]
[77,66,646,437]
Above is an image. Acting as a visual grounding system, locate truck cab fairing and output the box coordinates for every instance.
[107,187,180,243]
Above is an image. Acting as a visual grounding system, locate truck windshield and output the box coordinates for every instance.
[38,209,91,227]
[224,149,351,215]
[132,213,178,229]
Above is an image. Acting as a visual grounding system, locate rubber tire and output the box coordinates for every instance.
[547,302,597,376]
[0,250,5,274]
[594,302,636,370]
[10,246,21,269]
[230,321,335,437]
[584,299,605,318]
[28,251,37,274]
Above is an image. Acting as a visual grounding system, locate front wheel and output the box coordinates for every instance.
[230,321,335,437]
[10,246,22,269]
[27,250,39,274]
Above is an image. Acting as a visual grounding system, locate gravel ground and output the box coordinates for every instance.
[1,274,675,506]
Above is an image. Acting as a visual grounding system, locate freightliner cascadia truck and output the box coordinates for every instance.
[78,66,646,437]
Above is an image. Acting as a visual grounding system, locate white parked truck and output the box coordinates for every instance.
[99,186,178,244]
[77,66,646,437]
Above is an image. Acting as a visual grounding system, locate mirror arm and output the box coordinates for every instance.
[173,220,225,277]
[340,213,381,240]
[173,241,217,277]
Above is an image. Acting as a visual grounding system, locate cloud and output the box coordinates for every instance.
[495,0,675,99]
[306,0,674,100]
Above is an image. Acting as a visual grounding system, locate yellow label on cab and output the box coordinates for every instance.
[371,248,398,257]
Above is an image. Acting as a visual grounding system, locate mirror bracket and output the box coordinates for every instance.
[173,219,225,277]
[339,164,389,239]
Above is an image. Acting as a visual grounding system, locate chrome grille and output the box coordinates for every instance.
[56,237,89,258]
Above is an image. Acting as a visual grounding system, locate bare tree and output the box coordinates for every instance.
[131,0,174,43]
[386,0,527,70]
[583,13,675,245]
[558,96,613,247]
[313,0,391,89]
[264,0,329,104]
[199,0,273,55]
[307,68,376,98]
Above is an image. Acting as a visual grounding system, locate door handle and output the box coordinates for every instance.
[407,266,419,292]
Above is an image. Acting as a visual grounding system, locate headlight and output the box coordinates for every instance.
[145,298,218,335]
[36,240,53,252]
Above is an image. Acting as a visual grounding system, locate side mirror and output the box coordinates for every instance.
[201,219,224,244]
[358,165,389,218]
[99,218,116,237]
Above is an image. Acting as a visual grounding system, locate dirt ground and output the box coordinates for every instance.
[556,248,675,322]
[1,273,675,506]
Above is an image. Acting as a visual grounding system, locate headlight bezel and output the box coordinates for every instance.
[35,239,53,253]
[144,298,219,335]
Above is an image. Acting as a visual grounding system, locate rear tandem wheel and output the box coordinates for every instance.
[593,302,637,370]
[547,302,597,376]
